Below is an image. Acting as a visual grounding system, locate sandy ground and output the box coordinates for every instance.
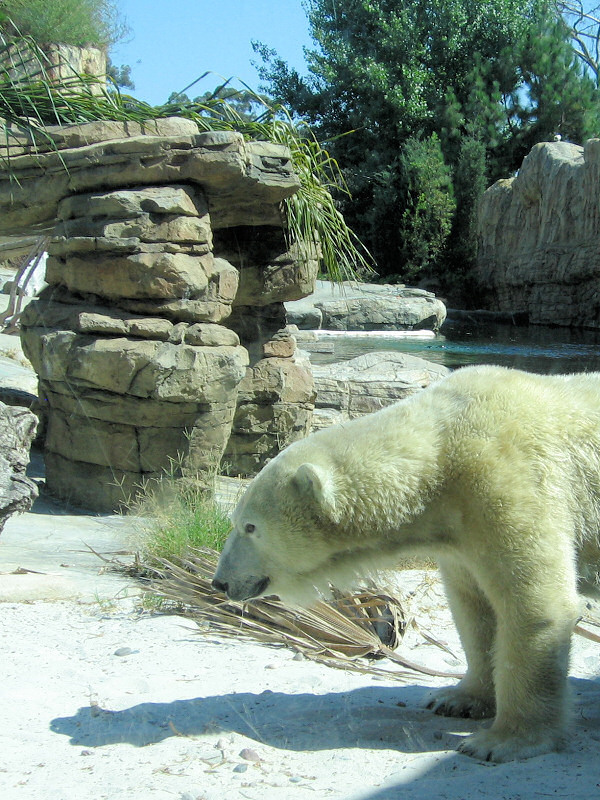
[2,512,600,800]
[1,324,600,799]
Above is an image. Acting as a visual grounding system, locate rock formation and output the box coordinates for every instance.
[476,139,600,328]
[310,352,449,430]
[2,117,317,510]
[286,280,446,332]
[0,402,38,532]
[224,340,316,476]
[4,43,107,95]
[2,115,449,511]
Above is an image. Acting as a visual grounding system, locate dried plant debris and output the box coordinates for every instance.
[149,547,463,681]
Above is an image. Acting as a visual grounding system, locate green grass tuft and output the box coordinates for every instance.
[130,475,233,567]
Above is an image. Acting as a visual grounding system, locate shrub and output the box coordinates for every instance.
[0,0,127,48]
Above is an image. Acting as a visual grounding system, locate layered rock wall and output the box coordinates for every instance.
[3,118,317,510]
[476,140,600,327]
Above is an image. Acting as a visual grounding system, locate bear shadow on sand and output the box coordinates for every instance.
[50,677,600,773]
[50,684,478,753]
[348,680,600,800]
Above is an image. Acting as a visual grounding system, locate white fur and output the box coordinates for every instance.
[214,365,600,762]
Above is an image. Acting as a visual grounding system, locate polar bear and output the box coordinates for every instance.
[212,365,600,762]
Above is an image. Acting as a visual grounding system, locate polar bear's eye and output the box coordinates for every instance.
[244,523,256,534]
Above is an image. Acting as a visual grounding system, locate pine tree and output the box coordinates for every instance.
[255,0,600,290]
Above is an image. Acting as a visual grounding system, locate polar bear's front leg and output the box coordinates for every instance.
[427,559,496,719]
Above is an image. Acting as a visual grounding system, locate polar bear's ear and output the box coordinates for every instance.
[292,463,339,522]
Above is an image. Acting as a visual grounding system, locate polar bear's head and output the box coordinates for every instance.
[211,455,362,605]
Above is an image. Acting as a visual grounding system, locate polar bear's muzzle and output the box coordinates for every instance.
[212,529,271,601]
[212,573,270,602]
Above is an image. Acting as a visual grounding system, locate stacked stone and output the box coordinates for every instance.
[4,119,319,509]
[214,225,318,477]
[223,331,316,476]
[20,184,248,511]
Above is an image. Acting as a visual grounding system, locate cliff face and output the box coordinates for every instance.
[475,140,600,328]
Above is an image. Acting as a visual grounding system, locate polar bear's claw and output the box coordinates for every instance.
[426,686,495,720]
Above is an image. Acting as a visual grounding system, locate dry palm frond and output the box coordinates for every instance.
[575,622,600,643]
[149,547,463,681]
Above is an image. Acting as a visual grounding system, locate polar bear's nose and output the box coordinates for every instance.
[212,578,229,594]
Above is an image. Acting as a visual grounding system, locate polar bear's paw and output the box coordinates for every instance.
[457,727,564,762]
[425,685,495,720]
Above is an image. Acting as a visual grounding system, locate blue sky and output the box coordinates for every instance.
[110,0,313,105]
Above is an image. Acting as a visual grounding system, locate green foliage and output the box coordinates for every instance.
[255,0,600,291]
[0,0,128,48]
[397,135,455,281]
[0,26,370,283]
[157,79,372,280]
[107,59,134,90]
[131,477,233,566]
[443,137,488,301]
[167,85,272,121]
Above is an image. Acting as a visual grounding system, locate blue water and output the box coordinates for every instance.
[309,320,600,374]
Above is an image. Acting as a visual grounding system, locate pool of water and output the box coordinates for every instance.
[309,320,600,374]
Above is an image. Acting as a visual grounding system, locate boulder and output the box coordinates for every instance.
[286,280,446,332]
[0,402,38,532]
[476,139,600,327]
[311,352,450,429]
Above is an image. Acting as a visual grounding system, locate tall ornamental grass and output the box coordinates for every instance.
[0,28,372,282]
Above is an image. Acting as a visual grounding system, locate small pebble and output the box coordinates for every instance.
[433,730,444,740]
[114,647,134,657]
[289,776,302,783]
[239,748,261,762]
[233,764,248,773]
[292,652,304,661]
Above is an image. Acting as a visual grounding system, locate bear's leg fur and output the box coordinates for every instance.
[457,544,579,762]
[426,558,496,719]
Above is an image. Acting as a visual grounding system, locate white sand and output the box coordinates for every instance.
[1,556,600,800]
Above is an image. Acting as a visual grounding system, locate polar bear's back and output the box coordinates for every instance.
[434,366,600,568]
[426,365,600,435]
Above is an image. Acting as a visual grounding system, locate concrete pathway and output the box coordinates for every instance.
[0,446,140,602]
[0,317,141,603]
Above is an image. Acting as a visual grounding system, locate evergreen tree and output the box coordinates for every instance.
[255,0,600,293]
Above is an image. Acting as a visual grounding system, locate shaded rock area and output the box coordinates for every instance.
[219,230,319,478]
[476,139,600,328]
[0,402,38,532]
[311,353,450,430]
[224,344,316,476]
[286,280,447,332]
[4,118,315,510]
